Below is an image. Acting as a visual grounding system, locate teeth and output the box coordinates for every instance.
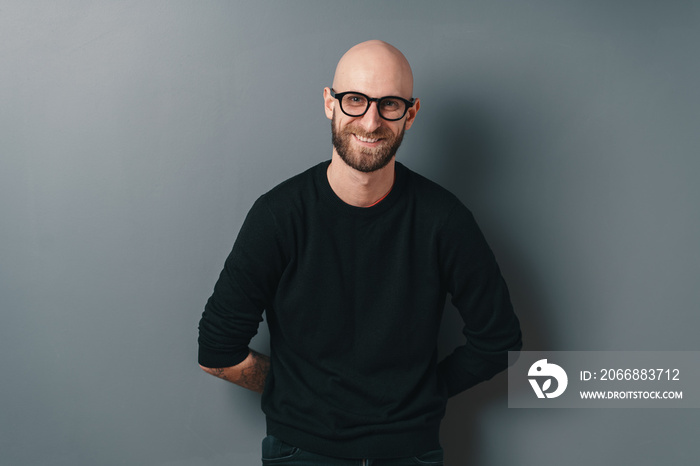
[355,134,379,143]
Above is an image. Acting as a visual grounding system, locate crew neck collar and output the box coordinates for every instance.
[316,160,407,216]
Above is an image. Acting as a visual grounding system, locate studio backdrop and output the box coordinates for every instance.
[1,1,698,465]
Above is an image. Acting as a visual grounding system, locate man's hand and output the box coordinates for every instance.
[199,349,270,394]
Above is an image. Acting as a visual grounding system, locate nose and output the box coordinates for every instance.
[359,101,382,133]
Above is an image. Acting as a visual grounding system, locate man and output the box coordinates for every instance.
[198,40,522,465]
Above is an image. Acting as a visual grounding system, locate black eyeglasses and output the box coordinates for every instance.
[330,88,415,121]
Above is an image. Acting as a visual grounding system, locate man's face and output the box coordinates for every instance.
[330,107,406,173]
[325,41,419,173]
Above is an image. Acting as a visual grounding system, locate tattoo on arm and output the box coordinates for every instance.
[201,349,270,394]
[236,349,270,394]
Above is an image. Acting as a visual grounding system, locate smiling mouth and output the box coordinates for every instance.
[353,134,382,144]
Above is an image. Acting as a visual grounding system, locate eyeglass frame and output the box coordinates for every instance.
[330,88,415,121]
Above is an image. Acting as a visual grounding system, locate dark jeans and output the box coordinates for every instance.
[261,435,444,465]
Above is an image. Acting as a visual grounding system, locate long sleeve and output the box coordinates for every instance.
[198,196,287,368]
[436,202,522,397]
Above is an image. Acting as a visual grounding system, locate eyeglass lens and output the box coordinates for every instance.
[340,93,407,120]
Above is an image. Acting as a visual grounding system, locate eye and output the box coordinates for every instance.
[344,94,367,106]
[381,98,400,109]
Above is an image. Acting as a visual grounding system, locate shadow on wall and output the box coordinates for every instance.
[431,97,551,464]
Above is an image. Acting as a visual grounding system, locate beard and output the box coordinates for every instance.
[331,111,406,173]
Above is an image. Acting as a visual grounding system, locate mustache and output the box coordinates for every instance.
[343,125,394,140]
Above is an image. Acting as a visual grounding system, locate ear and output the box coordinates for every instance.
[323,87,335,120]
[404,98,420,130]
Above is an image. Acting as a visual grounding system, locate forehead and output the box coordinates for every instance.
[337,71,405,97]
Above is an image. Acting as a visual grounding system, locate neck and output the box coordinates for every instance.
[326,152,396,207]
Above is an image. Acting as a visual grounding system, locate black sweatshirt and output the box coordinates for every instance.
[198,160,522,458]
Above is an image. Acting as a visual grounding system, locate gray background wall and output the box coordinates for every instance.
[1,1,698,465]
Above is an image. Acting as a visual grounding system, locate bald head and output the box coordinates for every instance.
[332,40,414,99]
